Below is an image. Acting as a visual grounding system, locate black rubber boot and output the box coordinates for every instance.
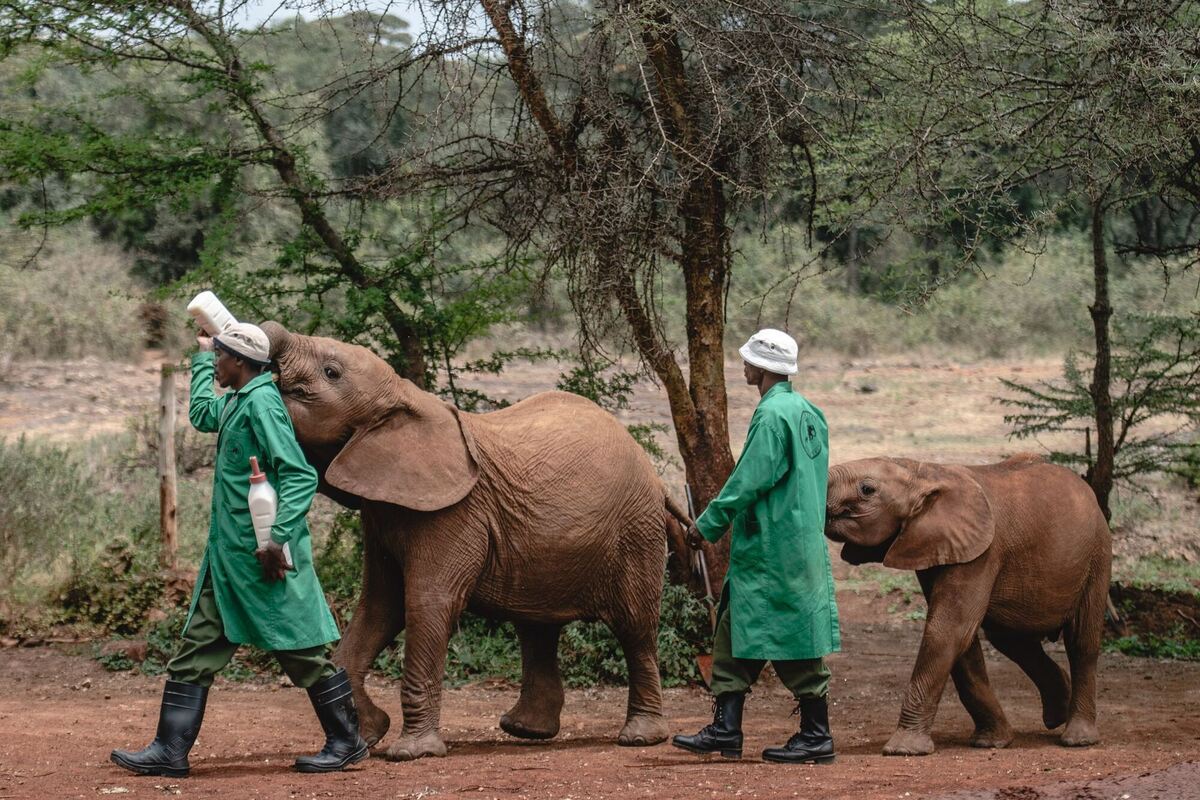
[294,668,370,773]
[110,680,208,778]
[671,691,745,759]
[762,695,836,764]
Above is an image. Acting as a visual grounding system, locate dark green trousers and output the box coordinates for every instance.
[167,572,336,689]
[708,602,830,700]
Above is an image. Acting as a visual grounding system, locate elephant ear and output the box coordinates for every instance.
[883,464,995,570]
[326,395,480,512]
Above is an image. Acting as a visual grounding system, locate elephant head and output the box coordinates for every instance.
[261,321,479,511]
[825,457,995,570]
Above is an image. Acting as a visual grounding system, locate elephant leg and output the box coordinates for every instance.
[984,624,1070,730]
[385,583,472,761]
[608,608,669,747]
[500,622,564,740]
[885,570,988,757]
[950,635,1013,748]
[333,510,404,747]
[1060,559,1107,747]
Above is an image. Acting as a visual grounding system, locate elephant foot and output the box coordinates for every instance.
[617,713,669,747]
[358,701,391,748]
[882,729,935,756]
[386,731,447,761]
[969,723,1013,749]
[1042,696,1070,730]
[500,704,561,740]
[1060,718,1099,747]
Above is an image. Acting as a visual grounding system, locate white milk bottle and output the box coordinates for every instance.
[248,456,293,569]
[187,290,238,336]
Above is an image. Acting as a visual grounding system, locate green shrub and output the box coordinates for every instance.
[724,230,1198,358]
[371,580,710,687]
[0,234,145,363]
[1105,632,1200,660]
[0,433,211,625]
[59,538,166,635]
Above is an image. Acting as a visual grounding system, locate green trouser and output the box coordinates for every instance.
[167,571,337,689]
[708,602,831,700]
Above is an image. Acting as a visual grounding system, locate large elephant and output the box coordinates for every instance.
[260,322,683,760]
[824,454,1111,756]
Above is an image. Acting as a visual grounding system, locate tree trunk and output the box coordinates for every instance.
[1087,201,1115,521]
[476,0,739,592]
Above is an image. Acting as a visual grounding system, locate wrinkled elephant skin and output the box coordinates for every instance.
[260,322,676,759]
[826,454,1110,756]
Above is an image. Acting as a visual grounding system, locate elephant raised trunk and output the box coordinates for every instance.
[261,320,292,361]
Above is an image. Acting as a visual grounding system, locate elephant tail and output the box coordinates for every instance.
[664,494,693,528]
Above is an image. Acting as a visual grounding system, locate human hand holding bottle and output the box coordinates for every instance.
[256,541,289,582]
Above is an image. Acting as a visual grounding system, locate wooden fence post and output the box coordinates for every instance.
[159,363,178,570]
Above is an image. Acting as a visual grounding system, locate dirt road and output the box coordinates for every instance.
[3,607,1199,800]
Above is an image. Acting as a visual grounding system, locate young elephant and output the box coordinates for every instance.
[259,322,681,761]
[825,455,1110,756]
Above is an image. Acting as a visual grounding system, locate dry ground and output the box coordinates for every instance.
[2,606,1199,799]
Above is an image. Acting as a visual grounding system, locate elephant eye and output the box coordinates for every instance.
[323,365,341,381]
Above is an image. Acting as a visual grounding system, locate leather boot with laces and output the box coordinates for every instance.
[762,695,835,764]
[671,691,745,759]
[111,680,208,778]
[294,668,370,773]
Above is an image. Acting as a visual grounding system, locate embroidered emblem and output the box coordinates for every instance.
[800,410,822,459]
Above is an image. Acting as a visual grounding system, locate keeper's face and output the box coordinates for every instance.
[214,345,240,389]
[743,360,766,386]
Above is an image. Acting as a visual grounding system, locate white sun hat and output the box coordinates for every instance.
[214,322,271,366]
[739,328,798,376]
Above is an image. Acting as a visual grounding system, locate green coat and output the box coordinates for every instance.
[696,381,840,661]
[185,352,339,652]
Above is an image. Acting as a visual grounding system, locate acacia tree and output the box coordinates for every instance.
[334,0,878,582]
[839,0,1200,519]
[0,1,503,384]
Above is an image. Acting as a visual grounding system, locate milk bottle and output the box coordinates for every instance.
[187,291,238,336]
[248,456,293,570]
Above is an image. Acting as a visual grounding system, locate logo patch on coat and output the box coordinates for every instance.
[800,410,822,459]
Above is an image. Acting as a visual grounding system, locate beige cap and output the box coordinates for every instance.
[214,322,271,366]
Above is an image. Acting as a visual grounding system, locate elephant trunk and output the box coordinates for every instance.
[261,320,292,361]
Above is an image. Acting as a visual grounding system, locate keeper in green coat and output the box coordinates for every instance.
[672,328,841,765]
[111,321,368,779]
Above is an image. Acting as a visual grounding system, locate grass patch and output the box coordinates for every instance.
[1112,556,1200,598]
[842,565,922,602]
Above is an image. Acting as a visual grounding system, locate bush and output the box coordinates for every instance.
[724,230,1199,358]
[0,234,144,364]
[370,579,710,687]
[59,538,167,635]
[0,433,211,626]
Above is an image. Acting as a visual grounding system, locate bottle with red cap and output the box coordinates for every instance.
[248,456,293,570]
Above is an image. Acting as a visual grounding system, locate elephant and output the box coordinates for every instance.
[824,454,1111,756]
[260,322,685,761]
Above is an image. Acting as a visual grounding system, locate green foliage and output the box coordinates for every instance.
[0,432,211,623]
[1002,313,1200,488]
[58,539,166,635]
[314,509,365,621]
[1105,632,1200,661]
[372,579,710,687]
[1113,557,1200,599]
[0,235,146,362]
